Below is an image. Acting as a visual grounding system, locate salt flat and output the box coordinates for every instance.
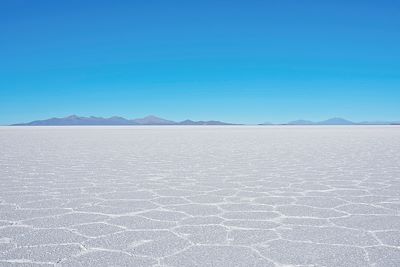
[0,126,399,266]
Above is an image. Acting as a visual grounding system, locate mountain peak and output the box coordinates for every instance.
[66,115,80,119]
[131,115,176,125]
[317,118,355,125]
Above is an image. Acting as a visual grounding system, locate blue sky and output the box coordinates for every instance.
[1,0,399,124]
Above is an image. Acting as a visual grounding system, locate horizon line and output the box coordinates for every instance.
[6,114,400,126]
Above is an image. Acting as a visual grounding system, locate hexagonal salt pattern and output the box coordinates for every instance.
[0,126,399,266]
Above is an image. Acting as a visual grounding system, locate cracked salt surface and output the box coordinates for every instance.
[0,126,399,266]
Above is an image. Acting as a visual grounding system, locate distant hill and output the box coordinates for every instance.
[11,115,400,126]
[286,118,356,125]
[358,121,400,125]
[12,115,137,126]
[283,117,398,125]
[258,121,274,125]
[131,115,176,125]
[12,115,234,126]
[316,118,355,125]
[179,120,235,125]
[287,120,315,125]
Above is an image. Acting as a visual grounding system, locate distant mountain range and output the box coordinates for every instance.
[260,117,400,125]
[12,115,236,126]
[11,116,400,126]
[287,117,356,125]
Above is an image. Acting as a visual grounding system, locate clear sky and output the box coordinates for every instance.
[1,0,399,125]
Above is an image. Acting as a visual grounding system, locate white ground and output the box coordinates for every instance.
[0,126,399,266]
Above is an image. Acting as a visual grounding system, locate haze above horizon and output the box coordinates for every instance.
[1,0,399,125]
